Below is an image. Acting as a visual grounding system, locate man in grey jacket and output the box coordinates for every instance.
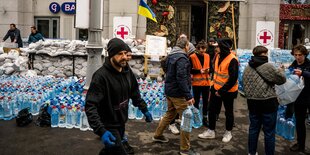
[243,46,286,155]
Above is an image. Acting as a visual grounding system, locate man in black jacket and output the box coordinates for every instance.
[153,37,198,155]
[86,38,153,155]
[2,23,23,48]
[288,45,310,153]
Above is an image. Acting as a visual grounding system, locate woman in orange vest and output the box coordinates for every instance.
[189,40,212,126]
[198,39,239,143]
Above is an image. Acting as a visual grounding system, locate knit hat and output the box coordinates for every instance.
[188,43,196,53]
[218,38,233,53]
[107,38,128,58]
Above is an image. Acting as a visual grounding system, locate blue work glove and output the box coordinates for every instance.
[143,111,153,122]
[101,131,116,148]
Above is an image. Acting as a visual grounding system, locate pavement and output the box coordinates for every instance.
[0,94,309,155]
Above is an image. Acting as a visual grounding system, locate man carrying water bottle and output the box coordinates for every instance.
[85,38,153,155]
[152,37,199,155]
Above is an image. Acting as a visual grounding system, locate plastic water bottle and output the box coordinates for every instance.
[152,101,161,121]
[181,106,193,132]
[58,105,66,128]
[285,118,295,141]
[31,98,40,116]
[128,100,137,120]
[278,117,286,137]
[66,106,74,129]
[0,99,4,119]
[3,98,12,120]
[75,106,81,128]
[80,107,89,131]
[135,109,144,120]
[191,106,202,128]
[289,74,300,84]
[51,106,59,128]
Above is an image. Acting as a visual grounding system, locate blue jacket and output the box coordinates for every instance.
[28,32,44,44]
[164,46,192,100]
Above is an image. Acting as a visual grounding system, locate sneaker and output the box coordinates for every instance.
[198,129,215,139]
[122,141,134,154]
[152,135,169,143]
[290,143,305,152]
[248,152,258,155]
[169,123,180,135]
[222,130,232,143]
[180,148,200,155]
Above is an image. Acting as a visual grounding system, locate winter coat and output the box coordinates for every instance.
[290,58,310,105]
[243,56,286,100]
[164,46,192,100]
[28,32,44,44]
[85,57,148,137]
[3,28,23,47]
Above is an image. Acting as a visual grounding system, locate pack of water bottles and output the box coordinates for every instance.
[237,49,253,92]
[45,78,93,131]
[128,78,167,121]
[276,105,296,141]
[0,75,75,120]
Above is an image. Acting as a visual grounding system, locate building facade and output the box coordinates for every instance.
[0,0,308,49]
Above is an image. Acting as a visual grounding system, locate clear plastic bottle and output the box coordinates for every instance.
[58,105,66,128]
[66,106,74,129]
[128,99,137,120]
[51,106,59,128]
[80,107,89,131]
[191,105,202,128]
[285,118,295,141]
[75,106,81,128]
[3,97,13,120]
[135,109,144,120]
[0,97,4,119]
[181,106,193,132]
[152,100,161,121]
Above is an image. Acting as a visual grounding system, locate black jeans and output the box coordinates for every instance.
[208,89,235,131]
[294,103,309,149]
[99,126,127,155]
[192,86,210,116]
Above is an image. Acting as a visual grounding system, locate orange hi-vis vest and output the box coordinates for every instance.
[213,53,238,92]
[190,53,211,86]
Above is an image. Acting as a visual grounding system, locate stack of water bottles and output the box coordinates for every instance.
[128,78,167,121]
[276,105,296,141]
[180,105,202,132]
[47,77,92,131]
[237,49,253,92]
[0,75,73,120]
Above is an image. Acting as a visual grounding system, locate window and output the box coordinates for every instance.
[282,0,310,4]
[35,17,60,39]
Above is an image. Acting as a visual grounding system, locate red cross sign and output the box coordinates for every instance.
[114,25,131,40]
[256,29,273,46]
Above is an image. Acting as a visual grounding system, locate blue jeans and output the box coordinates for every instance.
[248,111,277,155]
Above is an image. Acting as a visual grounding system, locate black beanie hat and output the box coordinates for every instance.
[107,38,128,58]
[218,38,233,53]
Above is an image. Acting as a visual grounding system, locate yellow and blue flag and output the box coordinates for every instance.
[138,0,157,23]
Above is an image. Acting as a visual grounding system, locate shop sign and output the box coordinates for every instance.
[49,2,61,14]
[256,21,275,48]
[291,8,310,17]
[61,2,76,14]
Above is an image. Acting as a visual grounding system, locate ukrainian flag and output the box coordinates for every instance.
[138,0,157,23]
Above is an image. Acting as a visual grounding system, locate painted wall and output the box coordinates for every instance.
[238,0,281,49]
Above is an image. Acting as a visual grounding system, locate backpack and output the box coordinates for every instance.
[35,105,51,127]
[16,108,33,127]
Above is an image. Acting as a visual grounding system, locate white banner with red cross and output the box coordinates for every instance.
[256,21,275,48]
[113,17,132,40]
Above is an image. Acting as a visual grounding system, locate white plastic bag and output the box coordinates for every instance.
[275,75,304,105]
